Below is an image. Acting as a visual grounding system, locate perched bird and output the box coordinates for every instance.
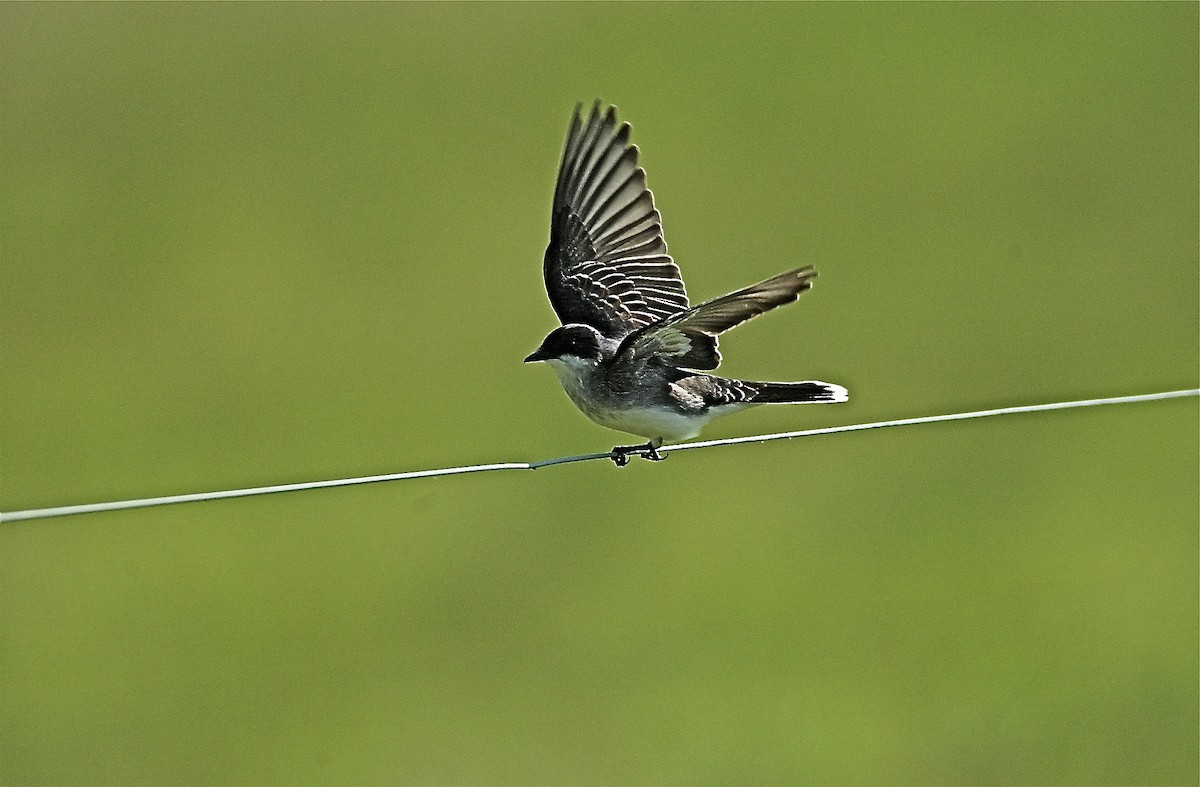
[525,101,847,466]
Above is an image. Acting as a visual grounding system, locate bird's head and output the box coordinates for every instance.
[524,324,605,368]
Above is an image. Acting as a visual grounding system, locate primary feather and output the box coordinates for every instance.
[543,101,689,338]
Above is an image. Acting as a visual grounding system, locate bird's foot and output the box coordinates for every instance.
[610,441,667,467]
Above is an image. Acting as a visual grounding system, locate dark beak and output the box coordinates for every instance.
[524,348,547,363]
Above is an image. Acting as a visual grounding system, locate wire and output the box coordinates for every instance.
[1,388,1195,523]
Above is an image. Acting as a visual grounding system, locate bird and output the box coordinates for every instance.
[524,101,847,466]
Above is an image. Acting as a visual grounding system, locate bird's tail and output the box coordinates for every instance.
[745,380,848,404]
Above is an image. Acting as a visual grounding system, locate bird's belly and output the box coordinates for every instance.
[547,361,704,442]
[584,403,703,442]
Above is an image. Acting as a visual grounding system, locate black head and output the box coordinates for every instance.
[524,324,604,364]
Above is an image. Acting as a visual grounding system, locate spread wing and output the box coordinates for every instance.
[543,101,689,339]
[615,267,818,371]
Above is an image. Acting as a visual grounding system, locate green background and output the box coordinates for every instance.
[2,4,1196,784]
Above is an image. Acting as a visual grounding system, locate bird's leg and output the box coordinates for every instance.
[610,443,639,466]
[610,441,667,466]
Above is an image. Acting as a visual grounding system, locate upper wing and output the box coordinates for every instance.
[614,267,818,371]
[543,101,689,338]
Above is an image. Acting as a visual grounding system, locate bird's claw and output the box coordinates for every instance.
[610,442,667,467]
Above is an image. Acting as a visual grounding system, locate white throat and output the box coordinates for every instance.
[545,356,598,403]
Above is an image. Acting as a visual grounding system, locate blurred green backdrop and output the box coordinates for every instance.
[2,4,1196,784]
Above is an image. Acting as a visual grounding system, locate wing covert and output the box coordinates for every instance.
[615,267,818,371]
[543,101,690,338]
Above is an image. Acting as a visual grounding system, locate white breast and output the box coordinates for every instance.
[544,357,744,443]
[587,405,707,442]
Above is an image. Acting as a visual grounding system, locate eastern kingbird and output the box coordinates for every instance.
[525,101,848,466]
